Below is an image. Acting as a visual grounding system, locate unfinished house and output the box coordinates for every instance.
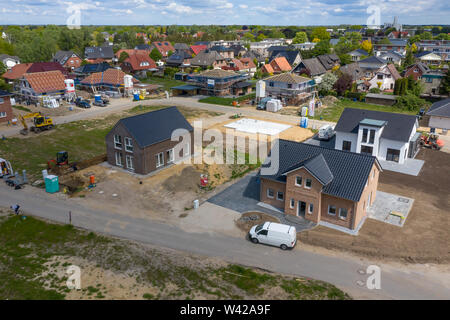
[19,70,66,103]
[334,108,420,164]
[259,140,381,231]
[106,107,194,175]
[263,73,316,105]
[187,69,250,96]
[80,68,138,93]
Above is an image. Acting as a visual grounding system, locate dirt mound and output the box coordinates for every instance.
[162,166,201,193]
[322,96,339,106]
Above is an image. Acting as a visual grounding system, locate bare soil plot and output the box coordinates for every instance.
[235,212,281,234]
[299,148,450,264]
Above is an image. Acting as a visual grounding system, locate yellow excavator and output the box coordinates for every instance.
[19,112,54,135]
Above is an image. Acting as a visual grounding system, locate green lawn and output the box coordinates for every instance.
[312,99,417,122]
[0,214,351,300]
[199,93,256,107]
[141,76,187,91]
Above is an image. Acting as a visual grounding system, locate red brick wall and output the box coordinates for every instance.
[0,95,13,123]
[260,178,286,210]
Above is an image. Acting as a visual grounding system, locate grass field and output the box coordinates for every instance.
[141,76,187,91]
[0,106,222,181]
[199,93,256,107]
[312,99,417,122]
[0,213,350,300]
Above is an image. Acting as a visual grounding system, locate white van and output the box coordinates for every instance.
[248,222,297,250]
[318,125,335,141]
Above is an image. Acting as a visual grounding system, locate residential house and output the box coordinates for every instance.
[403,62,445,96]
[358,56,389,79]
[426,98,450,131]
[173,43,192,55]
[210,45,234,60]
[259,139,381,231]
[27,62,68,76]
[165,51,192,70]
[149,41,175,58]
[292,42,317,51]
[190,50,227,69]
[72,62,113,79]
[136,32,149,43]
[80,68,138,93]
[242,50,265,66]
[317,54,341,71]
[269,50,302,68]
[292,58,327,79]
[415,51,442,66]
[120,51,157,77]
[263,73,315,105]
[416,40,450,62]
[53,51,82,71]
[0,90,13,123]
[368,64,401,91]
[261,57,291,74]
[0,54,20,70]
[1,63,33,84]
[250,39,287,58]
[106,107,193,175]
[334,108,420,164]
[190,44,207,56]
[387,31,409,39]
[379,50,404,66]
[187,69,250,96]
[348,49,368,62]
[373,39,407,57]
[222,58,257,77]
[84,46,115,63]
[135,44,152,51]
[19,71,66,103]
[229,45,247,58]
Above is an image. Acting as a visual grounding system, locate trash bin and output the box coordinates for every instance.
[45,175,59,193]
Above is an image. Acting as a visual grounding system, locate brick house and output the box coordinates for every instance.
[0,90,13,123]
[105,107,194,175]
[259,140,381,231]
[53,51,83,71]
[149,41,175,58]
[262,57,292,74]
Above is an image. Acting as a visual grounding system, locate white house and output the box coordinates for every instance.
[334,108,420,164]
[426,98,450,131]
[0,54,20,70]
[368,64,401,91]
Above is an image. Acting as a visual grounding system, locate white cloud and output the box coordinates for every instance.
[239,4,248,9]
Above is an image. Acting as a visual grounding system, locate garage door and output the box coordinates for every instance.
[386,148,400,162]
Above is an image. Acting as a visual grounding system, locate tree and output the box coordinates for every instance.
[440,70,450,95]
[0,61,6,75]
[311,27,330,41]
[150,48,162,62]
[334,73,353,95]
[360,40,372,54]
[317,72,338,94]
[243,32,255,42]
[311,40,330,56]
[419,32,433,40]
[292,32,308,44]
[402,47,415,68]
[338,54,352,66]
[119,51,129,63]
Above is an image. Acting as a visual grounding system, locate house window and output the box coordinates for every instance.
[0,98,4,104]
[328,205,336,216]
[115,152,123,167]
[369,129,376,144]
[126,155,134,170]
[308,203,313,214]
[114,135,122,149]
[156,152,164,168]
[362,128,368,143]
[361,145,373,155]
[377,74,383,80]
[295,176,302,186]
[305,179,312,189]
[125,137,133,152]
[425,78,433,83]
[342,141,352,152]
[269,82,274,87]
[287,84,292,89]
[290,199,295,208]
[277,191,284,201]
[0,112,6,118]
[267,188,274,199]
[167,149,174,163]
[339,208,348,220]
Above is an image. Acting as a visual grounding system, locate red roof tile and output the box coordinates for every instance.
[190,45,207,55]
[2,63,32,80]
[24,71,66,94]
[81,68,138,86]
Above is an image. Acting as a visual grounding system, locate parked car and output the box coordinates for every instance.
[248,222,297,250]
[93,100,107,107]
[75,98,91,109]
[318,125,335,141]
[417,108,425,120]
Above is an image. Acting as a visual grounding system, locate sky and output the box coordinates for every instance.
[0,0,449,26]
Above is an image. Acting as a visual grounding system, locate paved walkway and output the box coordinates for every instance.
[378,158,425,176]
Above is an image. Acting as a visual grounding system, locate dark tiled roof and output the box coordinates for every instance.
[270,50,301,66]
[84,46,114,60]
[426,98,450,118]
[114,107,193,148]
[260,140,378,202]
[53,50,79,65]
[335,108,417,142]
[295,58,326,76]
[282,153,334,186]
[317,54,340,70]
[74,62,112,74]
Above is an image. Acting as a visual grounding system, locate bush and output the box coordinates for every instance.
[395,93,428,111]
[345,91,366,101]
[369,88,381,94]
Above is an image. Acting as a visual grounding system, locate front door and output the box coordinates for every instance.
[297,201,306,217]
[386,148,400,162]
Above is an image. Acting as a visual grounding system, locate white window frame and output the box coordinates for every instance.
[339,208,348,220]
[290,199,295,209]
[167,148,174,163]
[0,111,6,118]
[114,135,122,149]
[156,152,164,168]
[267,188,274,199]
[328,205,336,216]
[295,176,302,186]
[115,152,123,167]
[125,137,133,153]
[308,203,313,214]
[277,191,284,201]
[305,178,312,189]
[126,155,134,170]
[0,98,4,104]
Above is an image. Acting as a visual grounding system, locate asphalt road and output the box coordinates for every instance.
[1,183,448,300]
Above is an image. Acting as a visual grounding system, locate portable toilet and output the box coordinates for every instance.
[133,92,140,101]
[94,94,102,102]
[45,175,59,193]
[300,117,309,128]
[301,106,308,117]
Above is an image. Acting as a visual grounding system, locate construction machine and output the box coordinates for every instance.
[420,133,444,150]
[19,112,54,135]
